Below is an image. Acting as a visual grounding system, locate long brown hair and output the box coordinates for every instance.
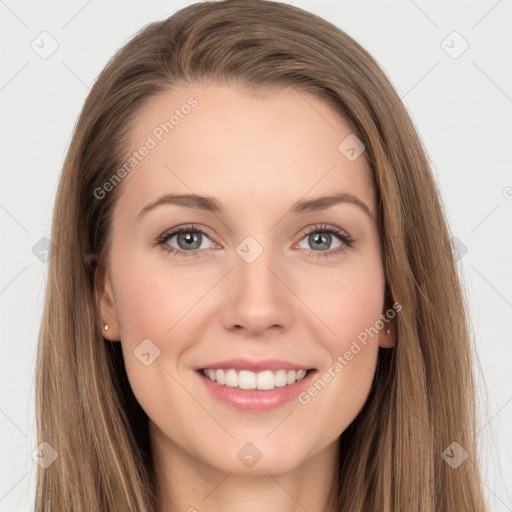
[35,1,488,510]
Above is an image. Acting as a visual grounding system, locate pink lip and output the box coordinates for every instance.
[195,357,314,373]
[196,369,317,411]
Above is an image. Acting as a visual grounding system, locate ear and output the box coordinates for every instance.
[378,289,398,348]
[378,298,398,348]
[95,265,121,342]
[378,315,396,348]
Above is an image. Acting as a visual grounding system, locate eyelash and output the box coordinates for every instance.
[154,223,355,259]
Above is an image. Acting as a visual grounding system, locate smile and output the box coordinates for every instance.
[197,367,317,411]
[200,368,309,390]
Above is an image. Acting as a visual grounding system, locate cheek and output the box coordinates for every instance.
[111,250,203,346]
[117,279,176,345]
[303,256,385,347]
[295,260,384,429]
[335,275,384,343]
[110,260,201,433]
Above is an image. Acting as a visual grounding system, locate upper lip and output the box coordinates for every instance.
[195,358,315,373]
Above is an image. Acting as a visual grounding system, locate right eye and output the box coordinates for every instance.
[155,224,216,257]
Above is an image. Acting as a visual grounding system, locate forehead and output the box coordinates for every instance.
[115,83,375,219]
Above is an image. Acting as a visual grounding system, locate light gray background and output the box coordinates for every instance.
[1,1,511,510]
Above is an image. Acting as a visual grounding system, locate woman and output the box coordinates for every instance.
[35,0,488,510]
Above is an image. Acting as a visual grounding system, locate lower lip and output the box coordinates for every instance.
[197,370,316,411]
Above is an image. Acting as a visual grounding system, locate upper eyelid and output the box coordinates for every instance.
[162,224,216,242]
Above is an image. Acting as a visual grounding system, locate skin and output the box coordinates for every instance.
[98,83,396,512]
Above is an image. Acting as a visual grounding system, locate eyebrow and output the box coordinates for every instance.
[137,192,375,220]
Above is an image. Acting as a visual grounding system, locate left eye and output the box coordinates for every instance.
[298,231,343,251]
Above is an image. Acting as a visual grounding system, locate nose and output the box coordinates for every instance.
[221,242,295,336]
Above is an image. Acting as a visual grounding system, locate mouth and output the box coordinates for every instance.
[195,362,318,411]
[198,367,314,391]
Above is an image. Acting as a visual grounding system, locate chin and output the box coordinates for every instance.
[203,442,310,476]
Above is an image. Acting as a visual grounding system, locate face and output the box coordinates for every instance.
[98,83,395,476]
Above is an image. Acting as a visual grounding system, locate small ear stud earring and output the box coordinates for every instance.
[104,323,110,331]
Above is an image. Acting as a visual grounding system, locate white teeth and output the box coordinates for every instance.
[225,369,238,387]
[239,370,256,390]
[202,368,309,390]
[287,370,296,384]
[274,369,288,387]
[297,369,307,380]
[256,370,275,390]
